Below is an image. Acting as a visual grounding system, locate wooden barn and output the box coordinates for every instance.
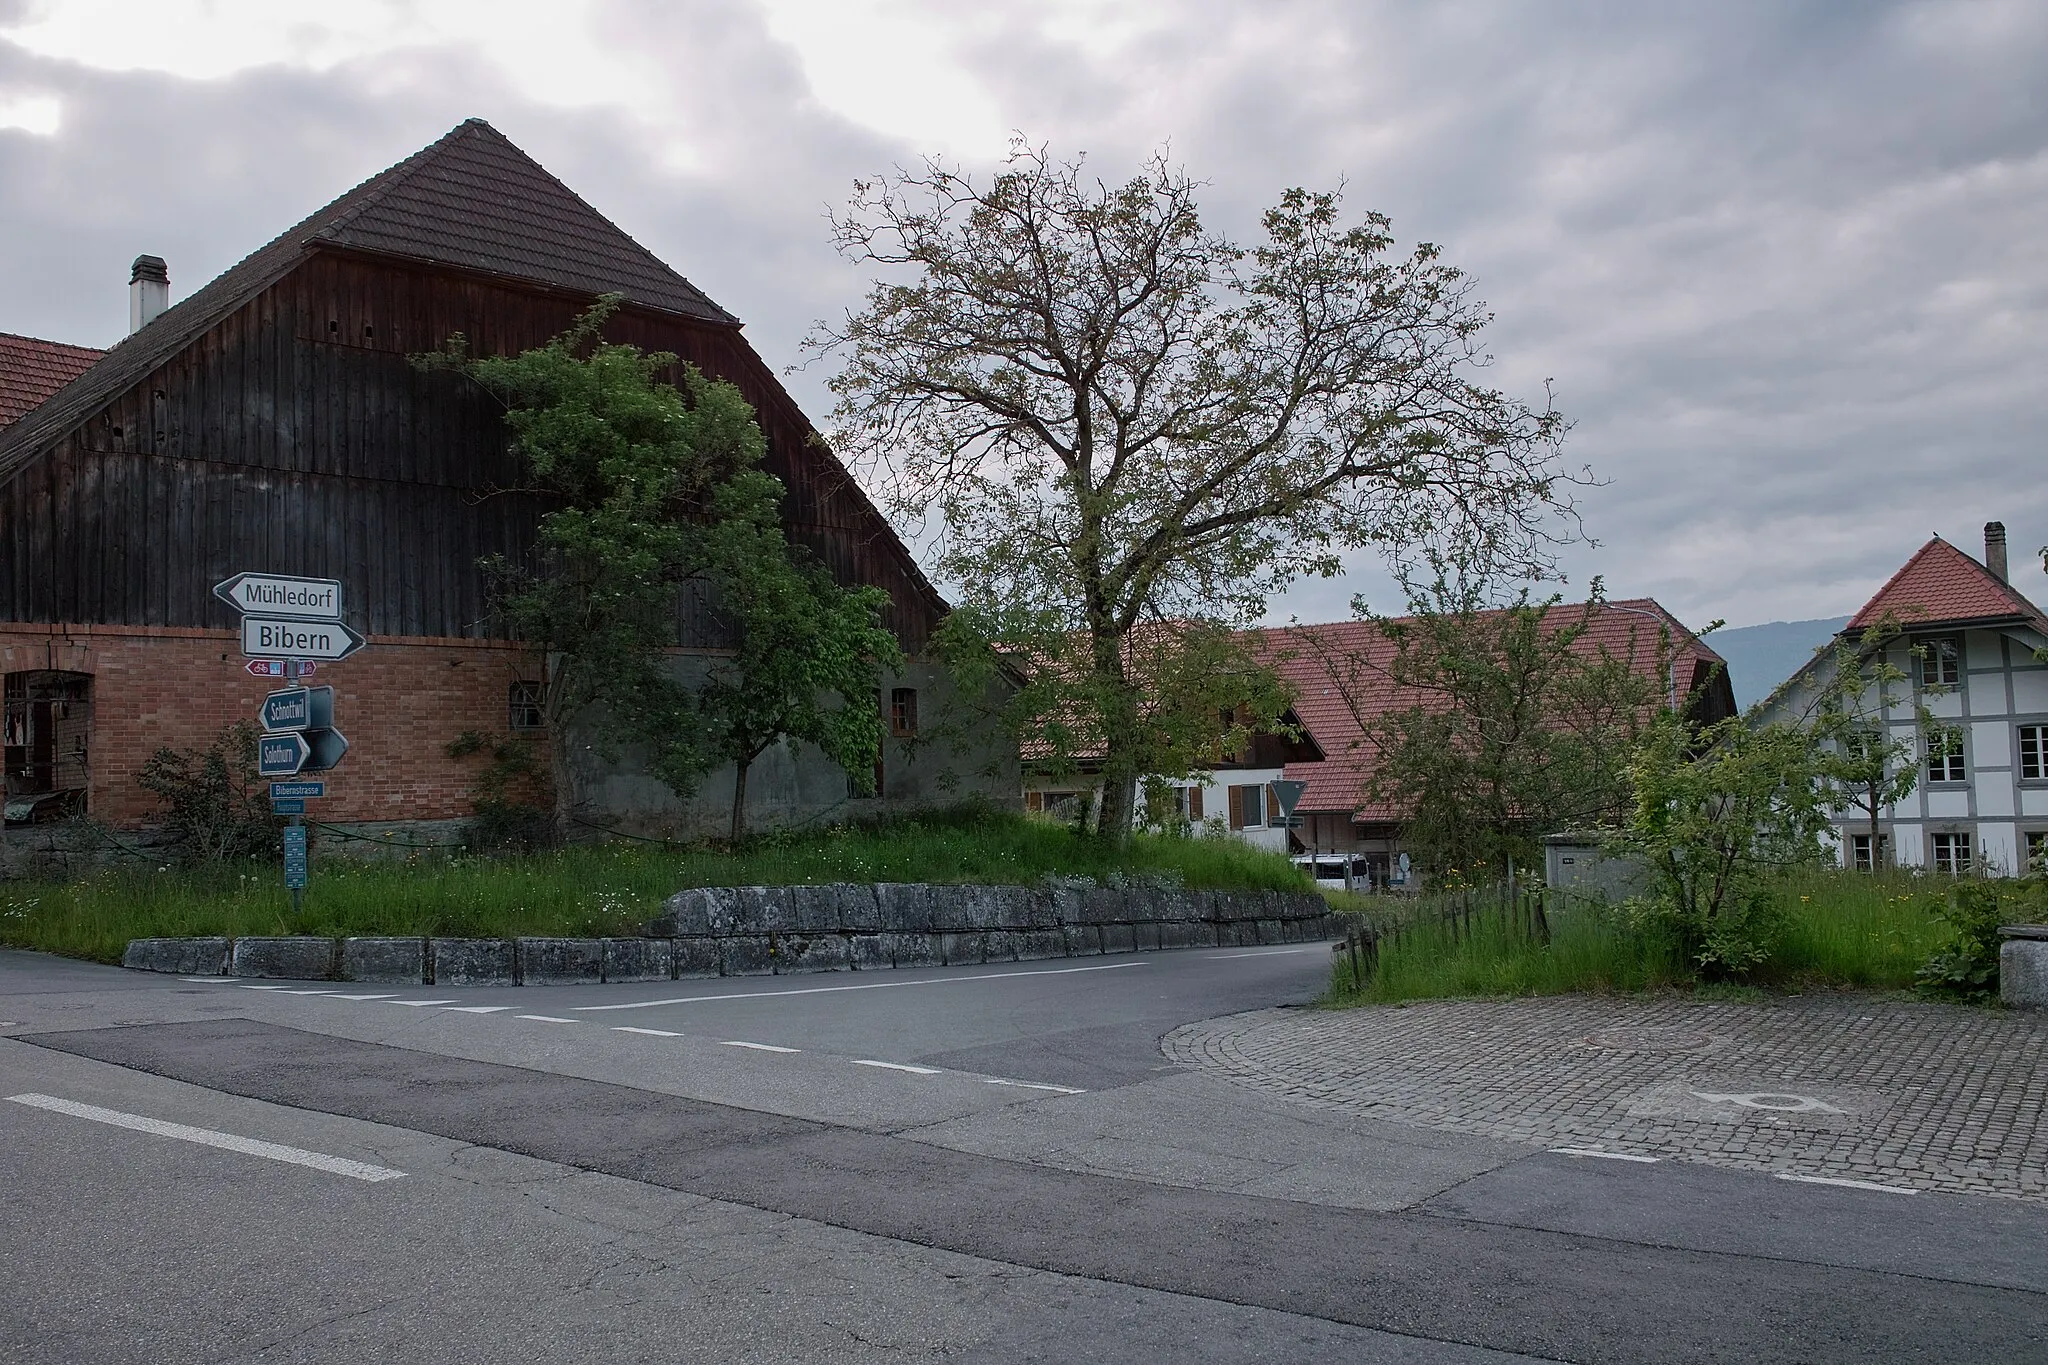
[0,119,1014,836]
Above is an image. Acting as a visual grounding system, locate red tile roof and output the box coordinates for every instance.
[0,331,103,429]
[1844,536,2047,632]
[1263,599,1727,819]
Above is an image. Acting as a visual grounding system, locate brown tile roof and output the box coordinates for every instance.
[0,118,735,479]
[0,332,102,429]
[1844,536,2048,632]
[1265,600,1727,818]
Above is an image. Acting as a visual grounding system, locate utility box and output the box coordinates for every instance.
[1543,833,1648,904]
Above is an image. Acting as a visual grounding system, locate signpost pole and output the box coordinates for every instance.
[282,656,308,918]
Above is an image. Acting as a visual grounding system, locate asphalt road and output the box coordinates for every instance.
[1,945,2043,1363]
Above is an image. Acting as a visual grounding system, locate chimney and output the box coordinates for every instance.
[129,255,169,333]
[1986,521,2009,582]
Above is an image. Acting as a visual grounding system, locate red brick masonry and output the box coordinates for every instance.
[0,622,540,827]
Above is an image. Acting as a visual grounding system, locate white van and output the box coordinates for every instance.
[1291,853,1378,891]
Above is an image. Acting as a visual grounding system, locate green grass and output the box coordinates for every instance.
[0,807,1308,964]
[1326,869,1959,1006]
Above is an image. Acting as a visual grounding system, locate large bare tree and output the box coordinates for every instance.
[810,142,1577,836]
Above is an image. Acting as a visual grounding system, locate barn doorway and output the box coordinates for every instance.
[3,671,93,824]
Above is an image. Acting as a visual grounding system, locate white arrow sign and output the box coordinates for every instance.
[240,616,368,662]
[214,572,343,621]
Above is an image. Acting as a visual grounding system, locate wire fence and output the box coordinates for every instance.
[1335,876,1553,992]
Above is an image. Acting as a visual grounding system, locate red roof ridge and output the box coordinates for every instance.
[1844,536,2048,633]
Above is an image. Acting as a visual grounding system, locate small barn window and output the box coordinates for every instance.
[1930,831,1972,874]
[509,681,544,731]
[1920,637,1962,689]
[889,687,917,737]
[1925,726,1966,784]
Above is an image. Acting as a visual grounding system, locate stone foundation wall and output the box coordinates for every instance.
[123,882,1341,983]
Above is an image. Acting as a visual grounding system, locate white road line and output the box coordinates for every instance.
[388,1000,458,1007]
[275,989,338,995]
[179,977,232,984]
[721,1040,799,1053]
[329,994,397,1001]
[851,1059,942,1075]
[984,1077,1086,1094]
[1551,1147,1660,1163]
[516,1015,579,1024]
[7,1093,405,1183]
[1206,948,1312,959]
[440,1005,514,1014]
[1776,1171,1919,1195]
[574,960,1147,1013]
[236,984,289,990]
[612,1027,683,1038]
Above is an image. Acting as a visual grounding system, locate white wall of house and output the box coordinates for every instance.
[1022,769,1293,852]
[1758,623,2048,875]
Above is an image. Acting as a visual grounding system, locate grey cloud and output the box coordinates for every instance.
[3,1,2044,631]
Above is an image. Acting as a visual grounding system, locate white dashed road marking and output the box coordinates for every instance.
[1551,1147,1660,1163]
[851,1059,942,1075]
[516,1015,579,1024]
[329,994,397,1001]
[1205,948,1313,959]
[574,961,1146,1013]
[1776,1172,1918,1194]
[8,1093,406,1183]
[984,1078,1086,1094]
[721,1041,799,1053]
[440,1006,515,1014]
[388,1000,459,1007]
[612,1027,683,1037]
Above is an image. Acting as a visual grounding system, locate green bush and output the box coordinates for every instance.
[1916,880,2040,1001]
[134,721,279,864]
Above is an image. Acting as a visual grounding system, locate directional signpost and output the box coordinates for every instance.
[216,571,367,915]
[1270,779,1307,832]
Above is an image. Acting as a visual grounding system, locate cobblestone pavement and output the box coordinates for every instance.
[1163,993,2048,1200]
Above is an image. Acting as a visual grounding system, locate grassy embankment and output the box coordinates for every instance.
[0,808,1309,964]
[1326,869,1961,1005]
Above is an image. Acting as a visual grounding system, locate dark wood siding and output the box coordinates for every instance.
[1,252,943,648]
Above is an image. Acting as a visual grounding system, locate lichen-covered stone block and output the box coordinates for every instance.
[123,937,230,976]
[231,936,336,981]
[517,937,603,986]
[674,937,723,979]
[836,884,883,933]
[720,935,775,976]
[1063,924,1102,956]
[1081,887,1132,925]
[1158,919,1216,950]
[789,885,844,933]
[650,887,717,936]
[1129,921,1165,952]
[2001,933,2048,1009]
[431,938,515,986]
[882,932,940,970]
[340,937,426,984]
[778,932,851,973]
[874,883,933,934]
[938,931,985,966]
[1099,923,1139,955]
[848,934,890,970]
[980,930,1022,963]
[601,938,672,983]
[1012,928,1069,961]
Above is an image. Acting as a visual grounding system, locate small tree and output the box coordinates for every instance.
[426,298,896,840]
[692,472,903,840]
[1800,619,1935,870]
[1296,575,1662,877]
[811,142,1576,837]
[136,720,277,863]
[1610,711,1830,977]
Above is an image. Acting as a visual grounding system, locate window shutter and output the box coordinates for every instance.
[1189,785,1204,821]
[1228,786,1244,829]
[1026,791,1043,813]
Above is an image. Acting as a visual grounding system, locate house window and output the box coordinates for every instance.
[889,687,918,738]
[1849,832,1889,872]
[1229,783,1266,829]
[1925,727,1967,784]
[2020,726,2048,782]
[2025,831,2048,874]
[508,680,544,731]
[1920,637,1962,689]
[1930,831,1972,875]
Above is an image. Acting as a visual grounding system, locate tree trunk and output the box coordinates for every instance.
[545,654,574,845]
[1090,629,1139,841]
[730,755,752,844]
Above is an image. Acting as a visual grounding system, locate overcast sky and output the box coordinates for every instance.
[2,0,2043,630]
